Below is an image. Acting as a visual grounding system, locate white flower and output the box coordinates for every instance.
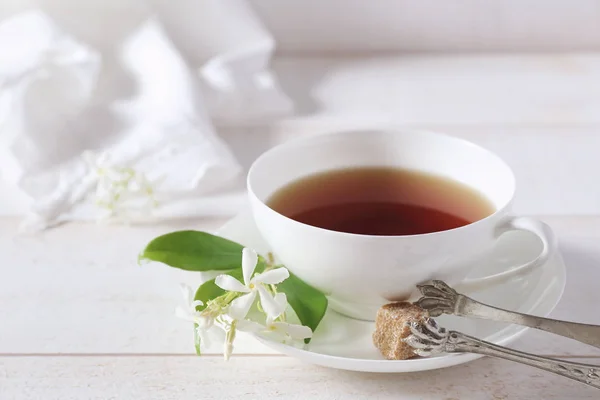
[83,151,157,221]
[175,284,213,348]
[237,316,313,343]
[215,248,290,319]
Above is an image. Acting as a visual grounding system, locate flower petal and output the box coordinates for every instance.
[176,307,210,327]
[257,285,286,318]
[228,291,257,320]
[180,284,194,305]
[196,325,211,348]
[236,319,265,333]
[215,274,249,293]
[252,267,290,285]
[273,292,288,314]
[266,329,288,343]
[274,322,313,340]
[242,248,259,285]
[265,315,276,326]
[196,315,214,330]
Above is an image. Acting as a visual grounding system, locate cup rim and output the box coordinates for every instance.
[247,129,516,239]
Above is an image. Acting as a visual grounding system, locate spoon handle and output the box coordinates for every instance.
[406,319,600,390]
[452,331,600,388]
[416,280,600,349]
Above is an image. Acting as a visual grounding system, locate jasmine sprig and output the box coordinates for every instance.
[83,151,157,222]
[175,248,311,359]
[139,231,328,359]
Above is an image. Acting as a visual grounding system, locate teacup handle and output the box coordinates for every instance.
[456,216,557,293]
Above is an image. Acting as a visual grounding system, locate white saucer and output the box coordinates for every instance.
[217,210,566,373]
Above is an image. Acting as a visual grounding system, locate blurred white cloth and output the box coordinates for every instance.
[0,0,291,230]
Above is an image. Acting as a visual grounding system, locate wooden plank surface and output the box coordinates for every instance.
[2,355,599,400]
[2,215,600,399]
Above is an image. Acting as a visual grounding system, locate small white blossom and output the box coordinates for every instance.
[175,284,212,327]
[215,248,290,319]
[237,316,313,343]
[83,151,157,222]
[175,284,213,348]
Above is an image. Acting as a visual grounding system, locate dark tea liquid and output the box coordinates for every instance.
[267,167,495,236]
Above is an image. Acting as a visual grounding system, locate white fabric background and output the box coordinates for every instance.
[0,0,291,230]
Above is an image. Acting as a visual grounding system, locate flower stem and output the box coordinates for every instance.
[229,320,237,342]
[222,291,239,304]
[224,320,237,360]
[193,323,202,356]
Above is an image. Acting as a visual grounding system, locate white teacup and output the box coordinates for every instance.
[247,130,556,320]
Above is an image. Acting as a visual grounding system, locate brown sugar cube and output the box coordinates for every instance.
[372,302,429,360]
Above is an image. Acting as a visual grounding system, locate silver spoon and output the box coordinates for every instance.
[415,280,600,349]
[404,318,600,390]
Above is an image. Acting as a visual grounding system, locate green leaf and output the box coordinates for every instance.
[139,231,245,271]
[277,272,328,343]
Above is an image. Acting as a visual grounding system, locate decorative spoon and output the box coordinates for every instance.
[415,280,600,349]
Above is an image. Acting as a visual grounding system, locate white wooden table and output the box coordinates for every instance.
[3,54,600,399]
